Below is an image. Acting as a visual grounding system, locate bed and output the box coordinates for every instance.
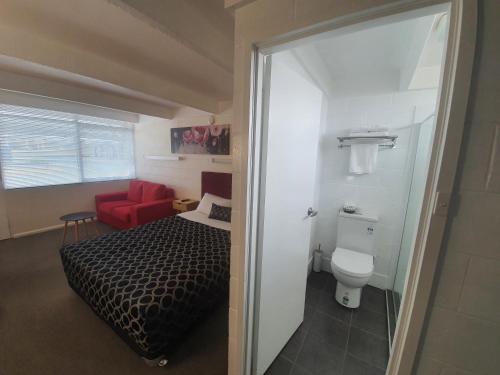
[59,172,232,366]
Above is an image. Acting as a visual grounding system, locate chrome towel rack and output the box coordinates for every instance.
[337,135,398,149]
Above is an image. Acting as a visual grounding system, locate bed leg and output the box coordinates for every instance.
[142,356,168,367]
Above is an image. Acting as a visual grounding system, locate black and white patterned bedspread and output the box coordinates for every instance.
[59,216,230,359]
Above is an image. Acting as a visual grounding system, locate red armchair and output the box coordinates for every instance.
[95,180,176,229]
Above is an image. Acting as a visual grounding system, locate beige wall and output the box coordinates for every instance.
[0,187,9,239]
[230,1,499,375]
[3,180,130,236]
[415,1,500,374]
[134,107,233,200]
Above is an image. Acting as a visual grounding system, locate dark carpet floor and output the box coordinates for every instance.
[0,224,228,375]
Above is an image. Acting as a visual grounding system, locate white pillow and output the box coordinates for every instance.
[197,193,231,215]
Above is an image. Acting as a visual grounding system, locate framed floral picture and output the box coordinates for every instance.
[170,124,230,155]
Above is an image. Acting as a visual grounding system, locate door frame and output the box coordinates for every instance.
[242,1,477,374]
[0,176,11,240]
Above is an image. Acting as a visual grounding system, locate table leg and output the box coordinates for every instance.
[83,218,89,239]
[91,218,101,236]
[61,221,68,246]
[74,220,80,242]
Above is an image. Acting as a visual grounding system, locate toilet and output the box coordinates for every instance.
[331,210,378,308]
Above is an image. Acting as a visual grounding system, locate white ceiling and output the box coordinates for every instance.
[118,0,234,74]
[0,0,235,115]
[289,14,443,97]
[316,20,418,75]
[0,1,445,114]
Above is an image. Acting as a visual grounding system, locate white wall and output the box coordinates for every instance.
[311,89,438,289]
[134,106,233,200]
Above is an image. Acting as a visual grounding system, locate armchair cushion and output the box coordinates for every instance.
[130,199,175,227]
[142,182,168,203]
[95,191,128,209]
[98,200,136,216]
[112,205,132,223]
[127,180,144,202]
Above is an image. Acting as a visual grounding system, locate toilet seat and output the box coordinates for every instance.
[331,247,374,278]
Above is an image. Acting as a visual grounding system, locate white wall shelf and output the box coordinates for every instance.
[210,157,232,164]
[144,155,183,161]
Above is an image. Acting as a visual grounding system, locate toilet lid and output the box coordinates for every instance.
[332,247,374,277]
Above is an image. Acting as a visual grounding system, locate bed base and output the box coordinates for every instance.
[67,282,169,367]
[142,356,168,367]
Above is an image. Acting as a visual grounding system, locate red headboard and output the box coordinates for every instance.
[201,172,232,199]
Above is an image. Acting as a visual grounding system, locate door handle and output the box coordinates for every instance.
[307,207,318,218]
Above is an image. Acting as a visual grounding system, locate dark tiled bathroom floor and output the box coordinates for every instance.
[266,272,388,375]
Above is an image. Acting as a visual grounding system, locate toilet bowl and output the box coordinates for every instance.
[331,247,374,308]
[331,210,378,308]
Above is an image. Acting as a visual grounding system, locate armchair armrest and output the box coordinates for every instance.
[95,191,128,209]
[130,198,175,226]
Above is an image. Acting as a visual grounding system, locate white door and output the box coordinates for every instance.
[254,54,323,375]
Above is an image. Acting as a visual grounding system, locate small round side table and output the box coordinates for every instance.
[60,211,100,245]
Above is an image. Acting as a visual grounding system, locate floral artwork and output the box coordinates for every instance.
[170,124,230,155]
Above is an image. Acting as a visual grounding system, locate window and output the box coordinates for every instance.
[0,104,135,189]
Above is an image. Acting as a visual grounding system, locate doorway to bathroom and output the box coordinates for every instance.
[243,2,473,375]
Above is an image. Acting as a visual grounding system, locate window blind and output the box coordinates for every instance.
[0,104,135,189]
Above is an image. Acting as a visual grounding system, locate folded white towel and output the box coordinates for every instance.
[349,143,379,174]
[349,132,387,138]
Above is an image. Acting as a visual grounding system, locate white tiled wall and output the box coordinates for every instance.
[312,89,438,289]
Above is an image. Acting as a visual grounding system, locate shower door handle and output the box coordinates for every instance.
[307,207,318,218]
